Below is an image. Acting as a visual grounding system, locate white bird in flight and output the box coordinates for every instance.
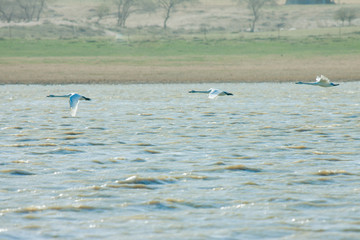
[296,75,339,87]
[47,93,91,117]
[188,88,233,99]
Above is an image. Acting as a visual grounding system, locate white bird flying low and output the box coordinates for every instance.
[47,93,91,117]
[188,88,233,99]
[296,75,339,87]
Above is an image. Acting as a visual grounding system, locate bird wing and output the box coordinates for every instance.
[316,75,330,84]
[69,94,81,117]
[208,89,221,99]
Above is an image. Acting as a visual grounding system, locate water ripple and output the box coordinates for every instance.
[1,83,360,239]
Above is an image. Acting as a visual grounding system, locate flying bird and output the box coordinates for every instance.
[188,88,233,99]
[47,93,91,117]
[296,75,339,87]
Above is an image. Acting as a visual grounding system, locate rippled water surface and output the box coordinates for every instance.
[1,83,360,239]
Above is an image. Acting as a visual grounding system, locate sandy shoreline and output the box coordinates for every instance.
[1,56,359,84]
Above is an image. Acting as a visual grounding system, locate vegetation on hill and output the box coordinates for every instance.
[0,0,359,40]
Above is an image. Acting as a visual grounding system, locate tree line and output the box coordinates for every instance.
[0,0,357,32]
[0,0,46,22]
[98,0,199,30]
[90,0,280,31]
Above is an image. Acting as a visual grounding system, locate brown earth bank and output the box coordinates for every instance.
[0,55,359,84]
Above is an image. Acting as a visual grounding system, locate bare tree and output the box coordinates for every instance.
[114,0,156,27]
[0,0,16,23]
[114,0,146,27]
[236,0,275,32]
[0,0,45,23]
[35,0,46,21]
[345,8,356,25]
[335,8,357,26]
[15,0,46,22]
[158,0,196,30]
[335,8,347,26]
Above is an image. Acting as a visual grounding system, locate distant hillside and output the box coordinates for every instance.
[0,0,359,39]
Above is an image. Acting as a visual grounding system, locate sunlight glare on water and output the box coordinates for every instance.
[1,83,360,239]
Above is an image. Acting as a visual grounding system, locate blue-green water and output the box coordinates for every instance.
[1,83,359,239]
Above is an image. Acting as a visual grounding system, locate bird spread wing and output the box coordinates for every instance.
[69,94,81,117]
[208,89,221,99]
[316,75,330,84]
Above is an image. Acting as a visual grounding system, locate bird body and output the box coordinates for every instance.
[296,75,339,87]
[47,93,91,117]
[188,88,233,99]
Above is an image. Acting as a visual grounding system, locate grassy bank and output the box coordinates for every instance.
[0,30,359,84]
[1,33,359,59]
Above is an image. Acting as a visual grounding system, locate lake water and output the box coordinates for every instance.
[1,83,360,239]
